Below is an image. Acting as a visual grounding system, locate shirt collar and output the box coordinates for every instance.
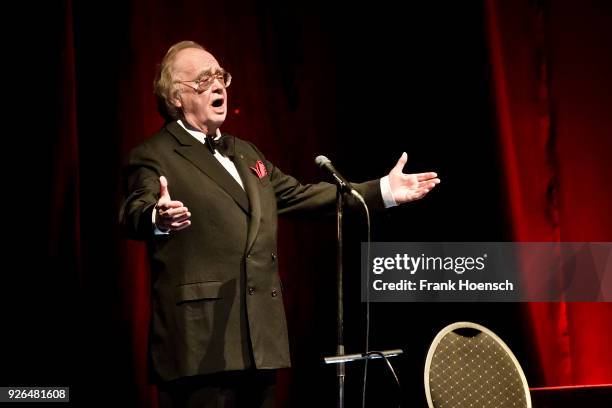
[177,119,221,144]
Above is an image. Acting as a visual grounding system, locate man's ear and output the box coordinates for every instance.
[172,98,182,109]
[171,91,182,109]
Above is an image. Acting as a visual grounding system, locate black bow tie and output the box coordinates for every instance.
[205,134,235,158]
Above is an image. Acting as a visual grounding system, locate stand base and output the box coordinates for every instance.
[324,349,403,365]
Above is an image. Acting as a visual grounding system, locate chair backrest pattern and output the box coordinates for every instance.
[425,322,531,408]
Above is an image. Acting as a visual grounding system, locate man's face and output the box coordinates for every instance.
[172,48,228,134]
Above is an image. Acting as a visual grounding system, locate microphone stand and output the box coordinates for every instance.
[324,187,403,408]
[335,189,346,408]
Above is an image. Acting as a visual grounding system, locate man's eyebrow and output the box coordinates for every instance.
[195,68,221,79]
[195,69,212,80]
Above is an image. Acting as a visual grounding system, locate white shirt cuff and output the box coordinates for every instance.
[380,175,397,208]
[152,206,170,235]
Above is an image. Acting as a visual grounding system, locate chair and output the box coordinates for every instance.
[424,321,531,408]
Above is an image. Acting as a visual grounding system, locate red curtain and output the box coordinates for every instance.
[50,0,81,273]
[37,0,612,405]
[486,0,612,386]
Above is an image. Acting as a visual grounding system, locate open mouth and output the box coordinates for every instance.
[212,98,224,108]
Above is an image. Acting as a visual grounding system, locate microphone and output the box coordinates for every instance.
[315,155,359,196]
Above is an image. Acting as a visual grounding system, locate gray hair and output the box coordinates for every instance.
[154,40,205,121]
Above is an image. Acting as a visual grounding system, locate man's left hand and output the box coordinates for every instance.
[388,152,440,204]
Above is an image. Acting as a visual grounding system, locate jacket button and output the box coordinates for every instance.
[248,287,255,295]
[271,289,278,297]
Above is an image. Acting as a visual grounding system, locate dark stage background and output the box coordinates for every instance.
[2,0,611,407]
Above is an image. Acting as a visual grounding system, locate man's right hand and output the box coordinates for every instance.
[155,176,192,232]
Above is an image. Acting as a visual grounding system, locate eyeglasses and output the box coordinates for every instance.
[175,69,232,93]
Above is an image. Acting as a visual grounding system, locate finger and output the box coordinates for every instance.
[159,176,171,199]
[171,220,192,231]
[418,178,440,189]
[169,212,191,223]
[415,172,438,181]
[399,187,429,202]
[408,188,430,201]
[163,207,189,217]
[159,200,185,210]
[392,152,408,173]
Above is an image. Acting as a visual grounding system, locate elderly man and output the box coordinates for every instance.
[120,40,439,408]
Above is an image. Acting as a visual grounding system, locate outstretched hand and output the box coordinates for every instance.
[388,153,440,204]
[155,176,192,232]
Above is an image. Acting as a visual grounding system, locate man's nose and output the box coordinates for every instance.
[210,78,224,93]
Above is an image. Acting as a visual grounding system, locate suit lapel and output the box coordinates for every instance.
[167,122,250,214]
[234,152,261,255]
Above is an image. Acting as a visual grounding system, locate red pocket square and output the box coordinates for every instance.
[250,160,268,179]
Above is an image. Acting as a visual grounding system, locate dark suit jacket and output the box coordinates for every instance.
[120,121,384,382]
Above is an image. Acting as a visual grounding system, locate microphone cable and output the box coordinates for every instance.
[353,192,401,408]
